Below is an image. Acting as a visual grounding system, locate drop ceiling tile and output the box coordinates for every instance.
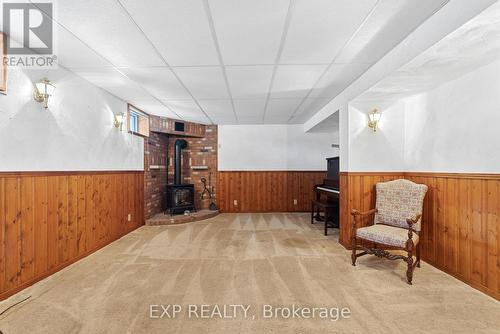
[237,116,265,124]
[160,99,211,124]
[120,67,191,100]
[270,65,327,99]
[280,0,377,64]
[56,27,112,68]
[56,0,164,67]
[210,116,237,125]
[197,99,236,124]
[197,99,233,115]
[72,68,152,101]
[309,63,371,98]
[127,100,179,118]
[119,0,219,66]
[208,0,289,65]
[225,66,274,98]
[264,98,303,123]
[233,99,266,123]
[172,67,229,99]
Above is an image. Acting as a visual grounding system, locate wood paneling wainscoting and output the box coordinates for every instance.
[0,171,144,300]
[339,172,404,246]
[340,172,499,300]
[218,171,326,212]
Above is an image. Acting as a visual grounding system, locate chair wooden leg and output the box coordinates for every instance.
[416,243,421,268]
[351,236,357,266]
[406,248,414,285]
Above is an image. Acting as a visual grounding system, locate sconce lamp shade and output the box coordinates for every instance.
[34,78,56,108]
[368,109,381,123]
[368,108,381,132]
[115,113,124,124]
[36,79,55,96]
[114,112,125,129]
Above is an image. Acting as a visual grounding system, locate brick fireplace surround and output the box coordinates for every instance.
[144,118,217,219]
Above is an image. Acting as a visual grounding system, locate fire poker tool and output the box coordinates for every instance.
[200,172,218,211]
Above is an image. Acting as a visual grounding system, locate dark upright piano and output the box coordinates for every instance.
[313,157,340,228]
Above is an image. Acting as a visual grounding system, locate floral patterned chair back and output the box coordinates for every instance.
[374,179,428,232]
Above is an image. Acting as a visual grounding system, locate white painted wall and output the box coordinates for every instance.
[345,58,500,173]
[218,124,337,171]
[347,102,406,172]
[0,67,144,171]
[404,59,500,173]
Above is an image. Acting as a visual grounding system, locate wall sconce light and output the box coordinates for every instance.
[368,108,381,132]
[114,113,125,130]
[33,78,56,109]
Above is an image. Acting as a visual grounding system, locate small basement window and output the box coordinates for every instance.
[128,104,149,137]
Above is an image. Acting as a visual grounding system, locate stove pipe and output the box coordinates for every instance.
[174,139,187,185]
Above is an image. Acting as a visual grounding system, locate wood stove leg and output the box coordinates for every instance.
[311,202,314,224]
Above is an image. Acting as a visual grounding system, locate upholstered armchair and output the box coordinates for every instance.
[351,179,428,284]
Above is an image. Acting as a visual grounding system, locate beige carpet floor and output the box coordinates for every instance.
[0,213,499,334]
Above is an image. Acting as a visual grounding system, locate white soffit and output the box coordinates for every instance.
[307,111,340,133]
[354,1,500,107]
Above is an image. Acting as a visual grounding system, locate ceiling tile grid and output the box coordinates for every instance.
[41,0,451,124]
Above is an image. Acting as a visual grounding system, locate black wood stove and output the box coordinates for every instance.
[165,139,195,215]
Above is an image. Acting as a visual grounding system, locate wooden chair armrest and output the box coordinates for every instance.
[351,208,378,217]
[351,209,377,230]
[405,214,422,250]
[406,214,422,230]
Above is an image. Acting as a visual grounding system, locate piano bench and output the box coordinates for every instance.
[311,200,338,236]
